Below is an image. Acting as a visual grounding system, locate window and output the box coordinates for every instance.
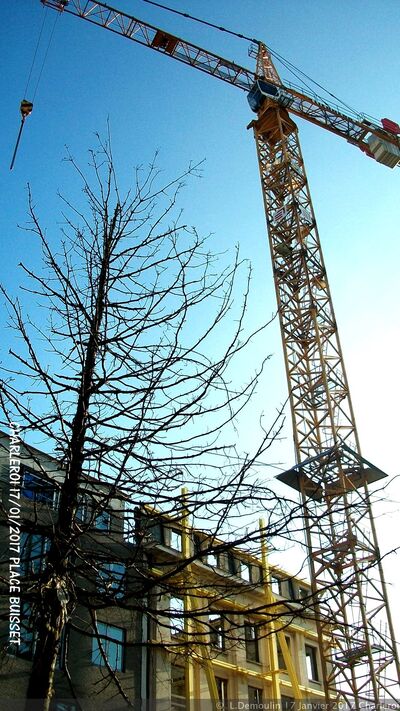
[193,534,203,557]
[146,520,164,544]
[271,576,281,595]
[209,613,225,651]
[76,494,89,523]
[305,644,319,681]
[248,686,263,704]
[287,578,295,599]
[242,564,263,584]
[98,562,125,599]
[169,529,182,552]
[227,552,240,576]
[91,622,125,671]
[21,467,55,506]
[169,597,184,634]
[20,532,49,576]
[207,552,219,568]
[240,562,251,582]
[277,635,291,670]
[216,677,228,706]
[245,623,260,662]
[94,509,111,531]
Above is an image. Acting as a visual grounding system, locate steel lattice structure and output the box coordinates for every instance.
[250,103,359,461]
[251,49,400,706]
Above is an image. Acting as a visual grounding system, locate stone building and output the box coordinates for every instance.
[0,432,328,710]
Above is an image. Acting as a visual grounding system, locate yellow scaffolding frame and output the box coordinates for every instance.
[179,489,303,707]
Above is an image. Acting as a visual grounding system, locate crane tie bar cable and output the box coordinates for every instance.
[137,0,359,117]
[137,0,259,44]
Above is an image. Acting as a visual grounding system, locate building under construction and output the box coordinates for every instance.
[35,2,400,706]
[3,1,400,707]
[0,436,332,709]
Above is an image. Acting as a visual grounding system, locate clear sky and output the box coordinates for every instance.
[1,0,400,629]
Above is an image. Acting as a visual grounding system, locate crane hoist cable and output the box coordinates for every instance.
[10,7,59,171]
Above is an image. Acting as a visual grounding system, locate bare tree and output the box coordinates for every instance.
[0,138,310,710]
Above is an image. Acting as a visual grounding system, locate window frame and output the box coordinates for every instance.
[277,634,291,670]
[146,520,164,544]
[305,643,319,681]
[207,551,220,568]
[20,531,50,576]
[94,509,111,532]
[98,561,126,599]
[244,622,260,663]
[215,677,228,705]
[240,561,251,582]
[248,686,263,704]
[169,596,185,635]
[227,552,240,576]
[75,494,90,523]
[91,621,125,672]
[193,534,203,557]
[21,467,56,507]
[169,528,182,552]
[209,612,225,651]
[287,577,295,599]
[271,576,282,595]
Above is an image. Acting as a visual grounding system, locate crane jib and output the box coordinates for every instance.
[42,0,400,166]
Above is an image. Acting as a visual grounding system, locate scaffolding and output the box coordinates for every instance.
[148,495,330,707]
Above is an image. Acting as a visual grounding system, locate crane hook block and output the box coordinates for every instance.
[20,99,33,119]
[9,100,33,171]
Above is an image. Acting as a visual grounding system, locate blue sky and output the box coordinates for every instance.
[1,0,400,623]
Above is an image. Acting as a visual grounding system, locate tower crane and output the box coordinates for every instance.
[41,0,400,705]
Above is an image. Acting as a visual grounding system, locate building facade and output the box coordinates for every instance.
[0,433,329,710]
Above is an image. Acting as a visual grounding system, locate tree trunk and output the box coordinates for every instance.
[25,217,115,708]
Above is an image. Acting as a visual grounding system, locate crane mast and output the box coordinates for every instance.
[253,44,400,705]
[41,0,400,705]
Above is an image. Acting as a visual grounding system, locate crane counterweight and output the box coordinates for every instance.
[368,133,400,167]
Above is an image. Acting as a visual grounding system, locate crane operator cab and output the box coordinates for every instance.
[247,79,294,113]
